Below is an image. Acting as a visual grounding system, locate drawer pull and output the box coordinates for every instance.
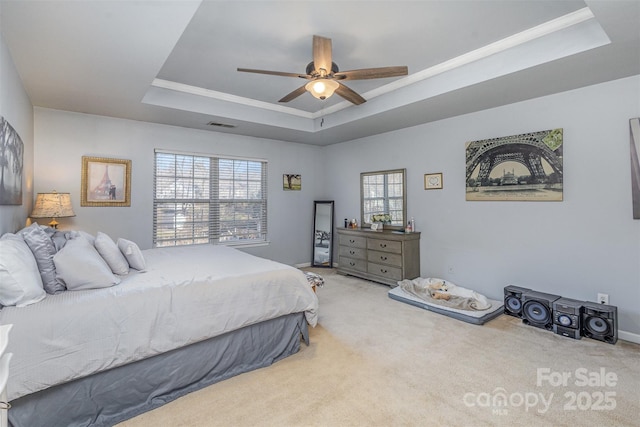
[349,239,356,243]
[380,243,387,248]
[350,250,356,255]
[380,269,388,273]
[380,256,387,261]
[350,262,356,266]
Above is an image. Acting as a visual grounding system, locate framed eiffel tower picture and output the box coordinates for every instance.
[465,128,563,202]
[81,156,131,207]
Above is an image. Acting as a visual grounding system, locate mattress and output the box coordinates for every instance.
[1,244,318,401]
[388,286,503,325]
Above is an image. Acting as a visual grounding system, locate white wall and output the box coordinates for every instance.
[33,108,325,266]
[0,30,34,235]
[326,75,640,337]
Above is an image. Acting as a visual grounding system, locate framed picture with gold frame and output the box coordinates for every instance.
[81,156,131,207]
[424,173,443,190]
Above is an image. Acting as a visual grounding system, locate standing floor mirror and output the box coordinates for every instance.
[312,200,334,267]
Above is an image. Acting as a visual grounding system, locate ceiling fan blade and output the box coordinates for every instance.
[335,66,408,81]
[278,85,308,103]
[237,68,308,79]
[335,82,366,105]
[312,35,332,75]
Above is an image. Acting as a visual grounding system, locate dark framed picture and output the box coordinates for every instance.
[424,173,443,190]
[81,156,131,207]
[283,174,301,191]
[465,128,563,201]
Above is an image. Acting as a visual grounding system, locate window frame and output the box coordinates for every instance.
[153,149,268,247]
[360,168,406,230]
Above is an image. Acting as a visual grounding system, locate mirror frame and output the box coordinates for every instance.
[360,168,407,231]
[312,200,334,267]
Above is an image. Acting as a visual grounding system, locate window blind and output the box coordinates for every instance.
[153,150,267,247]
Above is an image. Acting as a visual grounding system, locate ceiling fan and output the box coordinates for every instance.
[237,35,408,105]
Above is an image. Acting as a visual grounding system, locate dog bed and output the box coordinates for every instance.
[388,286,504,325]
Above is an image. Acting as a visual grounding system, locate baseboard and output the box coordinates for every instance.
[295,262,339,268]
[618,330,640,344]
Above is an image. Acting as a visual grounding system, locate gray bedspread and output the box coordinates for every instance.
[0,245,318,401]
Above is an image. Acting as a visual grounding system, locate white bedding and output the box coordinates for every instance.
[0,245,318,401]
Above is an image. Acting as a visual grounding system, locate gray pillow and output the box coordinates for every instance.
[95,232,130,275]
[77,230,95,246]
[0,233,47,307]
[53,236,121,291]
[20,223,66,294]
[45,230,88,252]
[49,231,67,252]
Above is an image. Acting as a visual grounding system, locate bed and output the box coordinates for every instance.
[0,227,318,427]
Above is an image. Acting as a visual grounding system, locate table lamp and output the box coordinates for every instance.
[30,191,76,228]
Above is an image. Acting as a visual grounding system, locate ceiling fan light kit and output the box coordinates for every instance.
[306,79,339,100]
[238,35,408,105]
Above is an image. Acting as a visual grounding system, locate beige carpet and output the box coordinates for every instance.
[118,269,640,427]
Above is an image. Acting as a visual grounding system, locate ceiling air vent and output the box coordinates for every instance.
[207,121,236,128]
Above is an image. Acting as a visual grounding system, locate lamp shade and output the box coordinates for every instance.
[305,79,339,100]
[30,191,76,228]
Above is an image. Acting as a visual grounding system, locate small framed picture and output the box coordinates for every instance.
[283,174,301,191]
[424,173,443,190]
[81,156,131,206]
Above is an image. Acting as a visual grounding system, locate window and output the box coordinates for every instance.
[153,150,267,247]
[360,169,406,229]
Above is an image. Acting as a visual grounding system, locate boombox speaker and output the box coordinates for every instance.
[503,285,531,318]
[552,297,584,339]
[582,302,618,344]
[522,291,561,330]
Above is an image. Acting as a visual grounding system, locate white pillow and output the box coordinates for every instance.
[53,236,121,291]
[117,238,146,271]
[0,233,47,307]
[94,232,129,275]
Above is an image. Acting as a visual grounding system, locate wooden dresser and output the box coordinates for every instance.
[336,228,420,287]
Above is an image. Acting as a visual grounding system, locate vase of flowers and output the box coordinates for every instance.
[371,214,392,229]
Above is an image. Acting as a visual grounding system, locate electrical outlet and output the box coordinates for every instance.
[597,293,609,305]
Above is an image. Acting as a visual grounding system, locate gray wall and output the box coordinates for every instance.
[0,31,34,235]
[33,108,325,266]
[326,75,640,338]
[3,21,639,338]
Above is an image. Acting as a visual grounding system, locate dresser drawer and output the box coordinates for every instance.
[339,245,366,259]
[339,234,367,248]
[340,256,367,272]
[368,238,402,254]
[367,262,402,281]
[367,249,402,267]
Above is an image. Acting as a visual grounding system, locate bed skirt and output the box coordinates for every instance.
[8,312,309,427]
